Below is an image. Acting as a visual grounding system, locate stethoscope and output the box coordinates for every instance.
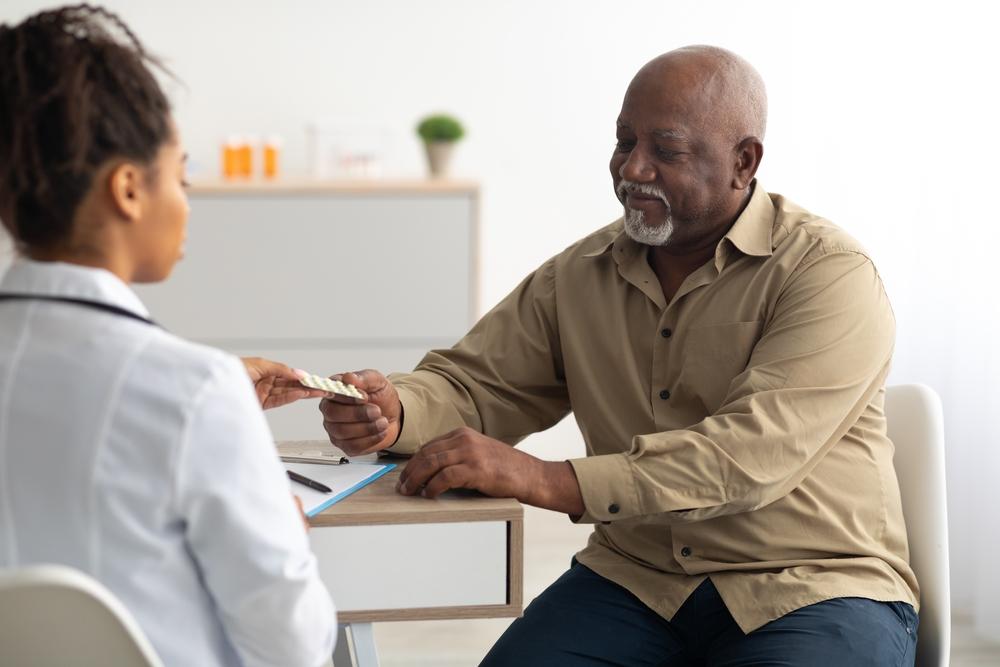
[0,293,157,327]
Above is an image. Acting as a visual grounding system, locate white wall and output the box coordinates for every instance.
[4,0,999,629]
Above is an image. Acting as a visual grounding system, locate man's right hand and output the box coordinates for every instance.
[319,369,402,456]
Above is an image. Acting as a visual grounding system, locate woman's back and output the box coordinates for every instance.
[0,259,336,666]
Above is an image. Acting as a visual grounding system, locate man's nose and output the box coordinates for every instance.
[618,146,655,182]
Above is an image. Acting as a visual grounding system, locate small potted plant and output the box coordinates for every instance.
[416,113,465,178]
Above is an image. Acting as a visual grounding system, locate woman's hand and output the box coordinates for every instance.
[240,356,326,410]
[293,495,310,532]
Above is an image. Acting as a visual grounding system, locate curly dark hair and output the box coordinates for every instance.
[0,4,172,251]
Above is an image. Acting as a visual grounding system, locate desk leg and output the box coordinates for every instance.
[349,623,380,667]
[333,625,352,666]
[333,623,380,667]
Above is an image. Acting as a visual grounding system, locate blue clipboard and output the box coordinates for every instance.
[286,461,396,517]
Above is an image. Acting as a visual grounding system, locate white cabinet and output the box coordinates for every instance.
[134,181,479,441]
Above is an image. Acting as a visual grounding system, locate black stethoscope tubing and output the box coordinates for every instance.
[0,293,157,327]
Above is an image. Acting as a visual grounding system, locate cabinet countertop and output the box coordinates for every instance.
[189,179,479,195]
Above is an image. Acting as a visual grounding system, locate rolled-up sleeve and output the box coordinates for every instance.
[389,257,572,454]
[569,250,894,524]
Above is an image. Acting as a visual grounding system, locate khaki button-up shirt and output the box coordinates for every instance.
[389,183,919,632]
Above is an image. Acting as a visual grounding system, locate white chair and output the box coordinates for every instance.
[885,383,951,667]
[0,564,164,667]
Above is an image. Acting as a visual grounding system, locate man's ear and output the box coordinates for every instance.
[732,137,764,190]
[107,162,144,223]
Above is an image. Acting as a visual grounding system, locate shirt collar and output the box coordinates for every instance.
[582,236,617,259]
[0,258,151,318]
[581,225,647,279]
[720,181,774,260]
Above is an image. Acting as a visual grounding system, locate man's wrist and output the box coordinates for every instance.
[524,460,585,516]
[379,401,404,453]
[392,401,404,444]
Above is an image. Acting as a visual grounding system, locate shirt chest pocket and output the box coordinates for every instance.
[675,320,762,415]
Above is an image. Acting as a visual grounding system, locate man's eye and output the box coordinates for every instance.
[657,149,682,160]
[615,141,634,152]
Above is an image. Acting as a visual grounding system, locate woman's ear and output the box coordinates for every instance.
[107,162,145,223]
[0,198,13,232]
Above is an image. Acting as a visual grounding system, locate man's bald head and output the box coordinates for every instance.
[631,45,767,144]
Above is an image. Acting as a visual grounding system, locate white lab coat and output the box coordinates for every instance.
[0,259,336,666]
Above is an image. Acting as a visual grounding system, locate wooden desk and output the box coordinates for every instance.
[279,442,523,666]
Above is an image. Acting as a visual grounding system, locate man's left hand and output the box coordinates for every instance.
[396,427,587,518]
[240,357,326,410]
[397,427,542,501]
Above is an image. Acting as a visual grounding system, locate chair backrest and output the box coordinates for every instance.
[0,564,164,667]
[885,384,951,667]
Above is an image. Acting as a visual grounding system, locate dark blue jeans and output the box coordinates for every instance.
[482,560,918,666]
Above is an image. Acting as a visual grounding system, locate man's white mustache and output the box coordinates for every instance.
[616,180,670,207]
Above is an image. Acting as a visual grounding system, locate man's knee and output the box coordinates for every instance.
[713,597,919,666]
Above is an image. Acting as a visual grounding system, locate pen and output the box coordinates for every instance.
[279,455,350,466]
[287,470,332,493]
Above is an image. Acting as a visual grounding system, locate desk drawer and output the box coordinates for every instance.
[310,521,509,615]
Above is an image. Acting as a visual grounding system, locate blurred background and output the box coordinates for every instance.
[2,0,998,661]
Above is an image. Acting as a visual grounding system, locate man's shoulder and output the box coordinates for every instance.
[768,192,873,266]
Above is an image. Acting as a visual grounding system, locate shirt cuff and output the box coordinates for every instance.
[568,453,640,524]
[384,383,424,455]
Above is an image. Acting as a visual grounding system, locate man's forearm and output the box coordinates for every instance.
[524,460,586,516]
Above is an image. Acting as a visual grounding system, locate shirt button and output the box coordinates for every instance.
[659,389,671,400]
[680,546,692,557]
[608,503,620,514]
[661,328,672,338]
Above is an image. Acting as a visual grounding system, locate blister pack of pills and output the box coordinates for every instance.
[298,373,365,399]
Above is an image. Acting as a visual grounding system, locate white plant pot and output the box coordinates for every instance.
[424,141,455,178]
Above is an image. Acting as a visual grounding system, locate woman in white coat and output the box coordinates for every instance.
[0,6,337,666]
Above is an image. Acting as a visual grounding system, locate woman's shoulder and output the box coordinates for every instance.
[134,329,250,402]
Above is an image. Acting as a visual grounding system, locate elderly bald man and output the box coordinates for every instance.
[321,46,919,665]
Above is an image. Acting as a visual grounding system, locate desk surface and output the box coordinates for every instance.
[278,441,524,622]
[279,439,521,526]
[313,465,522,528]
